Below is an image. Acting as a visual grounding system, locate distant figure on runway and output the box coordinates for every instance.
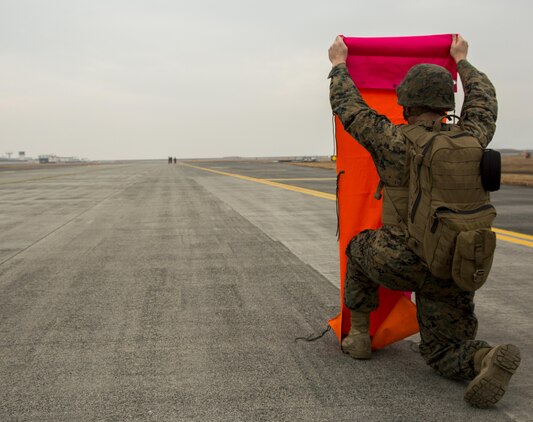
[329,34,520,408]
[173,157,177,164]
[168,156,172,164]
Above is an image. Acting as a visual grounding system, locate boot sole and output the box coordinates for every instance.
[342,348,372,360]
[464,344,521,408]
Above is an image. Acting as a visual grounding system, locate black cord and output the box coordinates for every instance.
[336,170,345,240]
[332,113,336,157]
[295,325,332,342]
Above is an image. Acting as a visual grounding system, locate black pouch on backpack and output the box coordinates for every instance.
[480,149,501,192]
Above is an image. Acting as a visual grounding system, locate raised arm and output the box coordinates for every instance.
[451,34,498,147]
[328,36,407,186]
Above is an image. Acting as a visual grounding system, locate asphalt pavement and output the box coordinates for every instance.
[0,161,531,421]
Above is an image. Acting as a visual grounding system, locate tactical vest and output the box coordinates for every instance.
[379,120,497,291]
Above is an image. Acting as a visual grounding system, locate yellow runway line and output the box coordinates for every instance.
[495,234,533,248]
[492,227,533,242]
[184,163,532,249]
[183,163,336,201]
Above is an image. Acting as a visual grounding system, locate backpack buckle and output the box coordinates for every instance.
[473,269,485,284]
[407,237,418,251]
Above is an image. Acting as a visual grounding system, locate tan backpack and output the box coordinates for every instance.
[402,120,497,291]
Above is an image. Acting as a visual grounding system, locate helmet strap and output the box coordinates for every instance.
[403,107,410,122]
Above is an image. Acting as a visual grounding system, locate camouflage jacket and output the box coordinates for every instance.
[328,60,498,187]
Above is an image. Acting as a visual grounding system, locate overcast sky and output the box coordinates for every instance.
[1,0,531,160]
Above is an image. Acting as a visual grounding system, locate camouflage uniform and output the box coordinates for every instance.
[329,60,498,380]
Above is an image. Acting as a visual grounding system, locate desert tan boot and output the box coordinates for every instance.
[341,311,371,360]
[465,344,521,408]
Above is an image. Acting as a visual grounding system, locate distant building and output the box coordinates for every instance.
[38,154,57,163]
[57,156,82,163]
[38,154,85,163]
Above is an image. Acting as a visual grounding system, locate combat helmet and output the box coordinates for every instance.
[396,64,455,110]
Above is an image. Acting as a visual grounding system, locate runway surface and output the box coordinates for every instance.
[0,161,531,421]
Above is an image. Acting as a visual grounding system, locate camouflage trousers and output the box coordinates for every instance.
[344,225,490,380]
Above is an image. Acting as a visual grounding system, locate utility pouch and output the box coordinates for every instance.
[452,229,496,291]
[480,149,501,192]
[423,204,496,280]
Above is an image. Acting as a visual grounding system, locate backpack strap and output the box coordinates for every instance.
[374,180,409,229]
[382,186,409,229]
[409,131,440,223]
